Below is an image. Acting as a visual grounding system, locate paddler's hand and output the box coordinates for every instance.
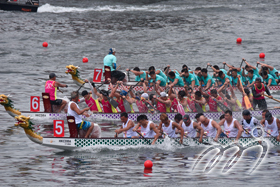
[146,71,149,74]
[223,62,226,65]
[85,107,90,111]
[268,95,273,99]
[276,136,280,142]
[115,129,121,134]
[242,58,246,61]
[126,68,130,71]
[179,138,183,144]
[199,137,203,143]
[242,66,245,69]
[140,78,144,82]
[260,91,265,96]
[207,63,211,66]
[132,128,137,132]
[84,79,89,83]
[214,137,218,142]
[257,61,260,65]
[167,65,170,68]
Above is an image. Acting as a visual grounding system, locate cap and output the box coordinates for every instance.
[49,73,57,79]
[242,110,251,116]
[183,114,190,122]
[141,93,149,100]
[109,48,116,54]
[120,90,128,96]
[255,77,262,82]
[265,112,273,121]
[160,92,168,97]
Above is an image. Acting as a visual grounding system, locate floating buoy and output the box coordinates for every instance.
[83,57,88,63]
[42,42,48,47]
[259,53,265,58]
[144,160,153,168]
[236,38,242,43]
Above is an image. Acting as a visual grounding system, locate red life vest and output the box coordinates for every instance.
[157,99,171,113]
[253,83,265,100]
[136,100,148,113]
[116,98,126,112]
[186,97,196,112]
[207,97,218,112]
[171,98,178,112]
[101,99,118,113]
[85,96,101,112]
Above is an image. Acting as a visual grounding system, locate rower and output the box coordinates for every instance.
[200,68,215,90]
[103,48,117,72]
[115,112,138,138]
[181,69,200,88]
[180,114,204,143]
[252,77,273,110]
[193,91,207,112]
[200,88,227,112]
[133,114,160,145]
[260,112,280,141]
[148,66,168,80]
[241,110,260,137]
[227,69,243,87]
[217,71,232,86]
[146,71,167,90]
[198,114,222,141]
[68,91,100,138]
[45,73,68,113]
[245,69,260,87]
[177,90,190,112]
[127,67,146,84]
[223,61,247,84]
[261,71,278,86]
[153,92,171,113]
[218,82,241,111]
[257,61,279,79]
[158,113,184,143]
[167,71,185,87]
[81,79,103,113]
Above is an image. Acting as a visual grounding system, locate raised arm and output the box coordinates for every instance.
[257,62,274,71]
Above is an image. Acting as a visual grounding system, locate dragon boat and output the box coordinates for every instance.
[2,94,280,122]
[0,0,39,12]
[14,115,280,151]
[65,65,280,92]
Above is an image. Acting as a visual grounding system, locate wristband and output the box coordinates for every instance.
[66,85,68,88]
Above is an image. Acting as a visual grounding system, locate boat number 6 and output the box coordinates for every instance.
[30,96,40,112]
[54,120,64,137]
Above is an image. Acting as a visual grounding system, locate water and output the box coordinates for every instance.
[1,0,280,186]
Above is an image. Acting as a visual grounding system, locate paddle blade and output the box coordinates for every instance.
[244,96,252,110]
[123,99,132,113]
[195,103,204,113]
[216,101,230,112]
[177,103,185,116]
[108,97,119,108]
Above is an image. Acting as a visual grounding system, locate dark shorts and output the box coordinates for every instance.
[253,99,267,110]
[50,99,63,105]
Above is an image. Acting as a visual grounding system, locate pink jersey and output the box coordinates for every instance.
[85,96,99,112]
[102,99,113,113]
[45,80,56,101]
[171,98,178,112]
[136,100,148,113]
[116,98,126,113]
[187,97,196,112]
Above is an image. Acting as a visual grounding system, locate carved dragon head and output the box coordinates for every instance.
[14,115,33,129]
[65,65,85,85]
[0,94,14,108]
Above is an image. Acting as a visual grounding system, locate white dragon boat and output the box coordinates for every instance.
[14,115,280,151]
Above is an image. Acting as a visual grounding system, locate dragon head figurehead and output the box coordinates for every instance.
[15,115,43,144]
[65,65,85,85]
[0,94,21,116]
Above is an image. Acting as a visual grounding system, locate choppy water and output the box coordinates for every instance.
[1,0,280,186]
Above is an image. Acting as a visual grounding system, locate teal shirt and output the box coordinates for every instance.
[253,68,261,78]
[201,74,215,86]
[237,69,247,83]
[183,73,200,86]
[135,71,146,81]
[269,68,278,79]
[157,69,167,80]
[220,69,227,75]
[217,74,232,85]
[264,74,277,86]
[103,54,116,71]
[168,74,184,86]
[150,75,166,87]
[231,76,244,86]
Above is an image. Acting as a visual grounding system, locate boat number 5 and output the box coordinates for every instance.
[54,120,64,137]
[30,96,40,112]
[93,69,102,83]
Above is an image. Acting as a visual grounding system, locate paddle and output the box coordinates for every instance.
[116,65,121,70]
[264,94,280,103]
[238,76,253,110]
[77,83,85,93]
[95,80,109,90]
[142,99,158,114]
[240,59,244,68]
[135,131,151,145]
[163,132,188,146]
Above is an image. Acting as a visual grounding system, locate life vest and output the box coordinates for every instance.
[186,97,196,112]
[171,98,178,112]
[253,83,265,100]
[45,80,57,101]
[207,97,218,112]
[156,99,171,113]
[136,100,148,113]
[116,98,134,113]
[101,99,118,113]
[85,95,102,112]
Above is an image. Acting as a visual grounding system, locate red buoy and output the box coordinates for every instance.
[236,38,242,43]
[144,160,153,168]
[42,42,48,47]
[259,53,265,58]
[83,57,88,63]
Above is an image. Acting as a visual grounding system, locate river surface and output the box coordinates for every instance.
[1,0,280,186]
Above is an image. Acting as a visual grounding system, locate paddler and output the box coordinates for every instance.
[218,82,242,111]
[193,91,207,112]
[45,73,68,113]
[80,79,103,113]
[115,112,138,138]
[200,88,227,112]
[103,48,117,72]
[217,70,232,86]
[157,113,184,143]
[146,71,167,90]
[260,112,280,141]
[153,92,171,113]
[178,114,204,143]
[223,61,247,84]
[68,91,101,138]
[243,69,260,87]
[261,71,278,86]
[207,63,228,75]
[257,61,279,79]
[252,77,272,110]
[218,110,243,142]
[241,110,260,137]
[200,68,215,90]
[127,67,146,84]
[198,114,222,142]
[243,59,261,78]
[133,114,160,145]
[167,71,185,87]
[148,66,168,80]
[181,69,200,88]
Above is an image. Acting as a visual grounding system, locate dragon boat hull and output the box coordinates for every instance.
[38,137,280,151]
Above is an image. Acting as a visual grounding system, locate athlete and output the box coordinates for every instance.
[167,71,185,87]
[243,59,261,78]
[218,110,243,142]
[153,92,171,113]
[115,112,138,138]
[67,91,101,138]
[261,71,278,86]
[127,67,146,83]
[260,112,280,141]
[133,114,161,145]
[103,48,117,72]
[241,110,260,137]
[198,114,222,141]
[158,113,184,144]
[257,61,279,79]
[146,71,167,90]
[200,68,215,90]
[252,77,272,110]
[45,73,68,113]
[218,83,242,111]
[148,66,168,80]
[181,69,200,88]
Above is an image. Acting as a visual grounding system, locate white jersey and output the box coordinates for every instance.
[241,117,259,137]
[201,119,217,138]
[264,117,279,137]
[162,120,176,138]
[224,118,239,138]
[182,121,197,138]
[122,119,138,138]
[141,121,156,138]
[67,101,82,124]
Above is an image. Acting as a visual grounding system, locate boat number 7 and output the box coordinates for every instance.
[30,96,40,112]
[54,120,64,137]
[93,69,102,82]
